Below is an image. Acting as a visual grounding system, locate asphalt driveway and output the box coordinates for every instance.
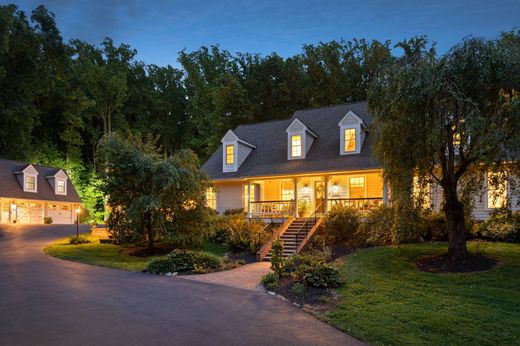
[0,224,361,346]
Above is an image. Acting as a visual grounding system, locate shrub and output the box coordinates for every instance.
[43,217,53,224]
[357,205,394,247]
[282,254,322,274]
[478,208,520,242]
[69,236,91,245]
[291,282,306,296]
[270,239,284,275]
[223,208,246,216]
[324,205,360,246]
[224,214,269,253]
[420,211,448,241]
[146,249,223,274]
[299,262,340,288]
[261,272,279,290]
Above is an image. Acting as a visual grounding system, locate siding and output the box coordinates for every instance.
[215,182,243,214]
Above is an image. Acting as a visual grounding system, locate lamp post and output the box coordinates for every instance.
[75,207,80,237]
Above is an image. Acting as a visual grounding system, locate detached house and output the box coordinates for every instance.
[0,159,82,224]
[202,102,519,254]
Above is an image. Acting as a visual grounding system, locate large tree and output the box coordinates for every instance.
[369,33,520,259]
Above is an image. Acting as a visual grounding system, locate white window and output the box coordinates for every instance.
[56,179,66,194]
[281,181,295,200]
[349,177,365,198]
[225,144,235,165]
[243,184,256,211]
[344,128,356,152]
[205,188,216,210]
[291,135,302,158]
[488,172,508,209]
[25,176,36,192]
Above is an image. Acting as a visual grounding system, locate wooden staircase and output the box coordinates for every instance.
[262,218,319,261]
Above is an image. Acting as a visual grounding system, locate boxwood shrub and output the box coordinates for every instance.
[147,249,222,274]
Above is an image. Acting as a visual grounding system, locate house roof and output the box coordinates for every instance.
[0,158,82,203]
[202,101,381,180]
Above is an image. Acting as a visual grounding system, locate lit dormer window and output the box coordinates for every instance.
[291,134,302,158]
[225,144,235,165]
[344,128,356,152]
[57,179,66,194]
[25,176,36,191]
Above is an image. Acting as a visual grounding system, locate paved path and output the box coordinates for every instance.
[0,224,363,346]
[181,261,271,291]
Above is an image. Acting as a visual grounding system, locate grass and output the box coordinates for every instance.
[44,233,232,272]
[324,242,520,345]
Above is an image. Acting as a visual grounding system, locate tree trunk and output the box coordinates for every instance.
[444,198,467,260]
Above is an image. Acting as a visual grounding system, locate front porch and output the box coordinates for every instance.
[242,170,387,219]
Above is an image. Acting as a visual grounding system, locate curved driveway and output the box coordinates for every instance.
[0,225,361,346]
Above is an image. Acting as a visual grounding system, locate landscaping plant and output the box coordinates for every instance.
[323,205,360,246]
[146,249,222,274]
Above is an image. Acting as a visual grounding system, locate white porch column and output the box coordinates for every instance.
[247,180,251,218]
[323,176,330,213]
[293,177,298,218]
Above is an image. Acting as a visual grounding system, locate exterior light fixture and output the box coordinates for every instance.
[332,183,339,194]
[75,207,80,237]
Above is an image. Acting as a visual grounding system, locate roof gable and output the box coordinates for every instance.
[338,111,366,127]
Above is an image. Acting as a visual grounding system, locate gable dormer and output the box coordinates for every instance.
[338,111,367,155]
[221,130,256,173]
[47,169,68,196]
[286,118,317,160]
[17,165,39,193]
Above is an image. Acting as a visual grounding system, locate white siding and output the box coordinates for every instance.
[215,182,243,214]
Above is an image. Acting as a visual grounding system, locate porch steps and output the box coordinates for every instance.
[263,218,315,262]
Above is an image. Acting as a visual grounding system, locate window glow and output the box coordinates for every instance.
[243,184,256,211]
[225,144,235,165]
[349,177,365,198]
[281,181,294,200]
[25,176,36,191]
[57,179,66,193]
[206,188,216,210]
[488,172,508,208]
[344,128,356,152]
[291,135,302,157]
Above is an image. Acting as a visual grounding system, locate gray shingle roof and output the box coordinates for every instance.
[0,158,82,203]
[202,101,381,180]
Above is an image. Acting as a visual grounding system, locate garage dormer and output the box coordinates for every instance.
[338,111,367,155]
[286,118,317,160]
[221,130,256,173]
[15,164,39,193]
[47,169,68,196]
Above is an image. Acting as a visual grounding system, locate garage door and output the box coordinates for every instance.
[16,202,43,224]
[48,204,72,224]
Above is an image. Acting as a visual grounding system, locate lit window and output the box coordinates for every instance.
[206,188,216,210]
[225,145,235,165]
[344,128,356,152]
[57,180,66,193]
[281,181,295,200]
[243,184,256,210]
[291,135,302,157]
[349,177,365,198]
[25,176,36,191]
[488,172,507,208]
[413,176,431,209]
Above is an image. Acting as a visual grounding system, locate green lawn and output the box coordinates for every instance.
[44,234,232,272]
[324,242,520,345]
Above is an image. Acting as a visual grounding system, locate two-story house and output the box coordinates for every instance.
[0,159,82,224]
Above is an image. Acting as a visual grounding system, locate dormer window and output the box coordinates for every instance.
[344,128,356,152]
[25,176,36,191]
[291,134,302,158]
[56,179,66,194]
[225,144,235,165]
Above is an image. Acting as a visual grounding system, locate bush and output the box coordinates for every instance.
[299,262,340,288]
[357,205,394,247]
[477,209,520,242]
[146,249,223,274]
[270,239,284,275]
[324,205,360,246]
[43,217,53,224]
[224,214,269,253]
[420,211,448,241]
[291,282,306,296]
[69,236,91,245]
[282,254,322,274]
[261,272,279,290]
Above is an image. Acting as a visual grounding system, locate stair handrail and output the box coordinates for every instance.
[293,201,325,249]
[256,217,293,261]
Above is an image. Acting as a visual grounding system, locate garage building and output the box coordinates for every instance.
[0,158,82,224]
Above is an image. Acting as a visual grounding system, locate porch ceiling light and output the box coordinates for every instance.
[332,183,339,194]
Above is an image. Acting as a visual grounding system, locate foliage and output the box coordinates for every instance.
[270,239,284,276]
[299,262,341,288]
[261,272,279,291]
[43,216,53,224]
[369,33,520,259]
[282,254,322,274]
[291,282,306,296]
[420,211,448,241]
[323,205,361,245]
[146,249,222,274]
[477,209,520,243]
[220,213,269,253]
[97,134,210,249]
[297,200,310,216]
[357,205,394,246]
[68,236,91,245]
[325,242,520,345]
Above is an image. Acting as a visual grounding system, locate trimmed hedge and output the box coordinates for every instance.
[147,249,223,274]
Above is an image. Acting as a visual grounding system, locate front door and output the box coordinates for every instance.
[314,181,325,214]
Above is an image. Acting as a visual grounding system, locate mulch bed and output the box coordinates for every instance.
[273,277,337,306]
[415,253,499,273]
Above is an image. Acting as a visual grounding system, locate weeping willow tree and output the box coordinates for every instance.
[368,32,520,260]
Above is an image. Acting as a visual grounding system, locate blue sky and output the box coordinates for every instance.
[11,0,520,67]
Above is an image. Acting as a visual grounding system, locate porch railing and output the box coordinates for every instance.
[249,200,295,218]
[327,197,383,212]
